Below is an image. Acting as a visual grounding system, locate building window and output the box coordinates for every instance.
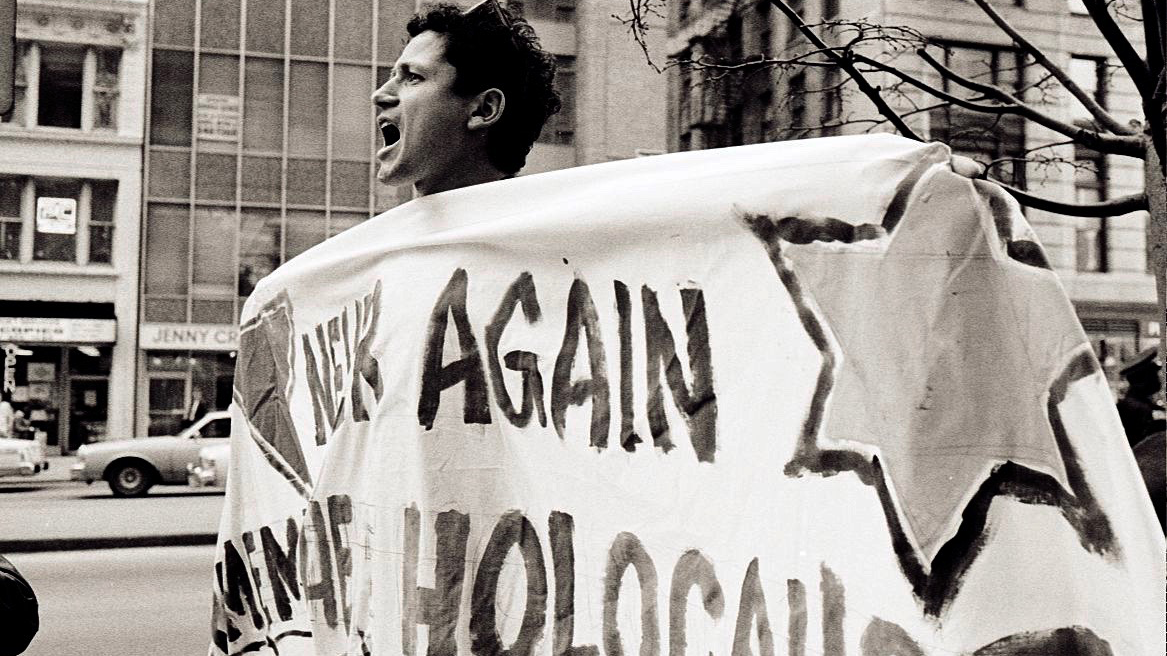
[0,176,117,265]
[929,44,1027,189]
[515,0,576,22]
[0,177,20,260]
[539,55,575,145]
[1,42,122,131]
[1069,56,1109,273]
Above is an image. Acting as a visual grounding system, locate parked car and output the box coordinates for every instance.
[0,438,48,478]
[187,441,230,490]
[70,410,231,496]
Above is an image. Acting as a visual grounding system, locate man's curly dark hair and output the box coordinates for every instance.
[407,2,561,175]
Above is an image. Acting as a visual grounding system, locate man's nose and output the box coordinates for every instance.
[371,78,397,107]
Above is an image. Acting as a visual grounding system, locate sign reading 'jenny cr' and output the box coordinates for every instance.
[210,135,1165,656]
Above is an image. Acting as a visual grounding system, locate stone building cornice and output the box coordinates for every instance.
[17,0,146,49]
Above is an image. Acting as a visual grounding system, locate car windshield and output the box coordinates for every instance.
[177,416,231,439]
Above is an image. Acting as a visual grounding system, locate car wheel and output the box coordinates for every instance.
[109,462,153,497]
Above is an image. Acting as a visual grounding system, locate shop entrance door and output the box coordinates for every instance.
[69,379,108,451]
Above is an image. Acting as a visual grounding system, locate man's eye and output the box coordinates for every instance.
[405,73,423,83]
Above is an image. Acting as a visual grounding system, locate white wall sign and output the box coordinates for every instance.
[196,93,241,142]
[0,317,116,344]
[139,323,239,351]
[35,197,77,235]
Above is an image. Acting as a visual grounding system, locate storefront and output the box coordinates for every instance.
[138,322,237,436]
[0,308,117,453]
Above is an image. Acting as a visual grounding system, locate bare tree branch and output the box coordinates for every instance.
[917,48,1146,157]
[970,0,1134,135]
[1082,0,1153,99]
[996,185,1147,216]
[768,0,924,141]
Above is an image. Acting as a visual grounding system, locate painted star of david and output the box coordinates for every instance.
[738,175,1117,616]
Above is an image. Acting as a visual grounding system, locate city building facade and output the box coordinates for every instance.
[666,0,1159,394]
[134,0,668,437]
[0,0,147,453]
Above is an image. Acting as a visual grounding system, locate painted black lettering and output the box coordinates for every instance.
[302,500,338,628]
[221,538,265,630]
[552,278,611,448]
[642,286,717,462]
[259,518,301,623]
[603,532,659,656]
[418,268,491,430]
[821,565,845,656]
[614,281,641,452]
[402,505,471,656]
[351,282,385,422]
[549,511,598,656]
[786,580,806,656]
[860,618,924,656]
[731,558,774,656]
[668,549,724,656]
[304,326,338,445]
[242,531,273,627]
[328,495,354,632]
[470,511,548,656]
[486,272,547,428]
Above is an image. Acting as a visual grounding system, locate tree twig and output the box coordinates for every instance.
[768,0,924,141]
[917,48,1145,157]
[970,0,1133,135]
[1081,0,1152,99]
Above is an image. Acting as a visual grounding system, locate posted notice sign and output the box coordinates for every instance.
[211,135,1165,656]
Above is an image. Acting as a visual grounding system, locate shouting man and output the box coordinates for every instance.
[373,1,561,197]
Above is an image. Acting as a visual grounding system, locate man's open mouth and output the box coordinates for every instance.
[381,123,400,147]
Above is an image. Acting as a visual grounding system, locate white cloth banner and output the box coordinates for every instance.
[211,134,1165,656]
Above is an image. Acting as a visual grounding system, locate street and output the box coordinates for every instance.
[0,474,226,654]
[0,477,224,548]
[9,545,217,656]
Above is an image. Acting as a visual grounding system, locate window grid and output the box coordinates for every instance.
[143,0,400,325]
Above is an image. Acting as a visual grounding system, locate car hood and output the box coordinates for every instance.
[78,436,188,455]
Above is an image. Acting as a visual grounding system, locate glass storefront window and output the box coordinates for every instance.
[69,346,112,376]
[146,352,236,435]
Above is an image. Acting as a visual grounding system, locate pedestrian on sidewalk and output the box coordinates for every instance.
[0,553,37,655]
[0,394,13,439]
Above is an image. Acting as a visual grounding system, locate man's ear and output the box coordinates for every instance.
[467,88,505,131]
